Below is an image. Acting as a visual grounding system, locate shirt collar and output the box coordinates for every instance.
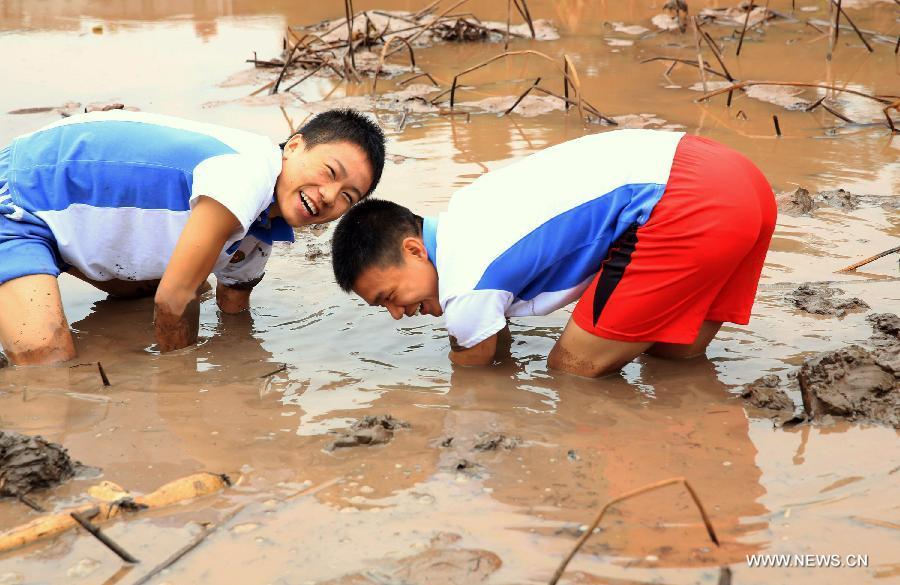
[248,198,295,245]
[423,215,438,268]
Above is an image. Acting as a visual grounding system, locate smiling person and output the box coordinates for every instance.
[331,130,775,377]
[0,108,384,365]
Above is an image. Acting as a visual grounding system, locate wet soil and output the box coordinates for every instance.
[788,283,870,317]
[799,344,899,427]
[324,414,410,451]
[0,432,80,498]
[743,313,900,428]
[1,1,899,584]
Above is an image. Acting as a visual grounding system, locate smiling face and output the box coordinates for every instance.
[353,237,442,320]
[273,135,374,227]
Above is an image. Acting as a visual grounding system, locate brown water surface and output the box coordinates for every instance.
[1,1,899,584]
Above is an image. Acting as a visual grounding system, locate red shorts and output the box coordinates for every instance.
[572,134,776,344]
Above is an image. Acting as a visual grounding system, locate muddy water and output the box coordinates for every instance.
[1,1,899,584]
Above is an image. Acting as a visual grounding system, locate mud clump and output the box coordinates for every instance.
[0,431,80,497]
[741,375,795,412]
[473,432,521,451]
[742,313,900,428]
[799,345,899,428]
[324,415,410,451]
[869,313,900,339]
[788,283,869,317]
[776,187,892,215]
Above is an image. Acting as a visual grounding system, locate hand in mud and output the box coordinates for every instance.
[153,296,200,352]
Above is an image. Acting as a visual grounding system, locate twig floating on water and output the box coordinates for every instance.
[547,477,720,585]
[836,245,900,273]
[71,509,139,563]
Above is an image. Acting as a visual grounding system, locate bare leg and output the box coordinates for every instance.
[548,318,652,378]
[646,320,723,359]
[0,274,76,365]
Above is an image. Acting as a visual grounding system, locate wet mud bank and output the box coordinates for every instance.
[743,313,900,428]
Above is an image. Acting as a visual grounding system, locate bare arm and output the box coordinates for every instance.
[215,282,254,314]
[154,196,240,352]
[448,333,499,367]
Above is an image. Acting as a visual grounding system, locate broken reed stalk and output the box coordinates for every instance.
[505,0,512,50]
[283,62,326,93]
[828,0,841,60]
[563,54,585,122]
[405,0,471,46]
[514,0,536,39]
[97,361,111,386]
[736,1,753,56]
[821,103,855,123]
[271,38,303,94]
[836,245,900,272]
[830,0,873,52]
[699,28,734,81]
[371,35,417,95]
[16,493,44,513]
[804,95,827,112]
[71,509,139,563]
[446,50,609,124]
[398,71,440,87]
[562,56,570,109]
[547,477,720,585]
[641,56,729,80]
[773,114,782,136]
[504,76,542,115]
[696,81,894,105]
[344,0,356,69]
[130,504,248,585]
[692,17,709,95]
[531,86,617,125]
[885,99,900,132]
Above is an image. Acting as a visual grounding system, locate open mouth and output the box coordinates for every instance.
[300,191,319,217]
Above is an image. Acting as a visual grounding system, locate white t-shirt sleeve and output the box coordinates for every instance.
[214,235,272,288]
[190,153,276,234]
[442,289,513,349]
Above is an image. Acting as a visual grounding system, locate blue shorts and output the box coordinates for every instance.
[0,147,65,285]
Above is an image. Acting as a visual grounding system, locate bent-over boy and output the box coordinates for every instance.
[0,108,385,364]
[330,130,775,377]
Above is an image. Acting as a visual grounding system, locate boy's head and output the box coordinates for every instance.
[276,109,385,227]
[332,199,442,319]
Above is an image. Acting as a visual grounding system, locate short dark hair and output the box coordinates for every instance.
[281,108,386,196]
[331,198,423,292]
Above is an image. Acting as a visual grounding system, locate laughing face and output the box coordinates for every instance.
[273,135,374,227]
[353,237,442,320]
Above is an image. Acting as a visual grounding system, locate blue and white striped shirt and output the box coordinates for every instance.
[424,129,685,348]
[2,110,291,286]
